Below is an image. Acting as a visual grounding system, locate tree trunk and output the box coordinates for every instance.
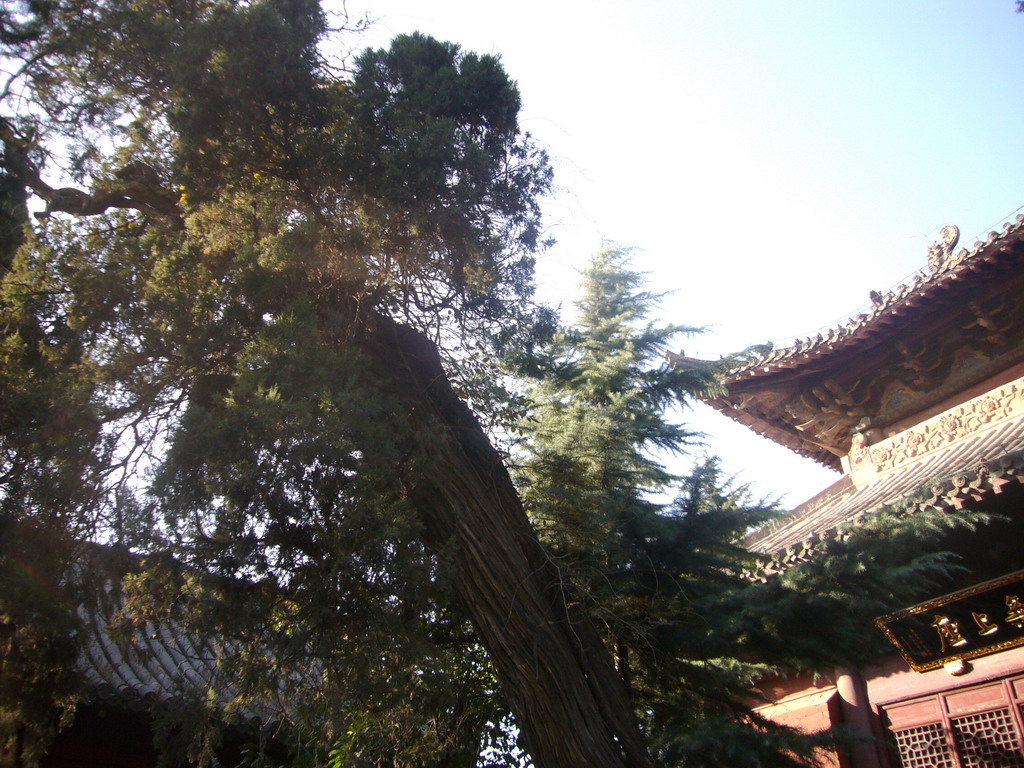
[357,313,653,768]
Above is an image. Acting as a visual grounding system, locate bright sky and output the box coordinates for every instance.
[341,0,1024,504]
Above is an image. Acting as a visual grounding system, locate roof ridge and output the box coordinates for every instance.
[727,213,1024,379]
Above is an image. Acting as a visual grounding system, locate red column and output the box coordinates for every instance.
[835,667,885,768]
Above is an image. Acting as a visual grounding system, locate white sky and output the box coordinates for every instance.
[341,0,1024,505]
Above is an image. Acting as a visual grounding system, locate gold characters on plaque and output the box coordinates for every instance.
[1006,595,1024,628]
[881,574,1024,670]
[931,615,968,653]
[926,595,1024,652]
[973,612,999,635]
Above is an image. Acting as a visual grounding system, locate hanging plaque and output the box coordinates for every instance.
[876,569,1024,672]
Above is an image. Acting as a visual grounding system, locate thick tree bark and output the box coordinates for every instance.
[7,159,652,765]
[358,313,654,768]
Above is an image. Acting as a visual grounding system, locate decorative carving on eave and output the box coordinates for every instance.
[965,298,1012,346]
[895,337,947,388]
[722,281,1024,458]
[782,377,870,454]
[873,335,1024,431]
[849,376,1024,482]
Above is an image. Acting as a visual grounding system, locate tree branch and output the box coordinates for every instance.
[0,117,181,222]
[30,161,182,222]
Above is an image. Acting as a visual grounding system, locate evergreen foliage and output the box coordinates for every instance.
[0,3,996,765]
[0,3,643,766]
[0,519,80,767]
[516,247,991,767]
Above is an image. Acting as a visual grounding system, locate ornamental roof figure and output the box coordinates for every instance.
[666,212,1024,572]
[689,215,1024,470]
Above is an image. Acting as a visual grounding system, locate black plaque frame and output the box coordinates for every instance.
[876,570,1024,672]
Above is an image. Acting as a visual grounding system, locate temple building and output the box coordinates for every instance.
[702,215,1024,767]
[32,547,280,768]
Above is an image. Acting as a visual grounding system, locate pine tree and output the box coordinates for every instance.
[516,247,990,767]
[517,245,712,644]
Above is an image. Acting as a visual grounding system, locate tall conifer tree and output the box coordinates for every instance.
[516,247,990,767]
[519,245,707,581]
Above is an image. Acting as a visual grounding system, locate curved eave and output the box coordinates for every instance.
[726,216,1024,384]
[704,396,842,470]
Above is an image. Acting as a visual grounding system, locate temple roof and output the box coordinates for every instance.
[725,216,1024,381]
[703,215,1024,469]
[73,549,288,724]
[746,401,1024,571]
[79,581,234,715]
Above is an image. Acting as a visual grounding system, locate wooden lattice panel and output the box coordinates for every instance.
[892,722,956,768]
[952,707,1024,767]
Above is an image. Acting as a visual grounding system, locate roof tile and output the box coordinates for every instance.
[726,216,1024,380]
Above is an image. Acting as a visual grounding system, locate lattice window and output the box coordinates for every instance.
[952,708,1024,768]
[892,722,956,768]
